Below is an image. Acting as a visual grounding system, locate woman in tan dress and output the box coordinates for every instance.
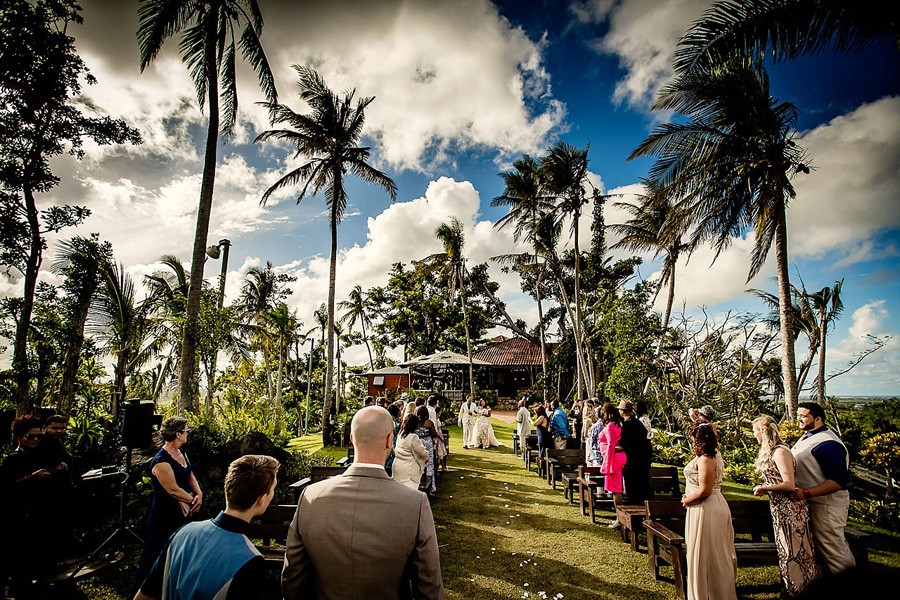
[752,415,820,596]
[682,422,737,600]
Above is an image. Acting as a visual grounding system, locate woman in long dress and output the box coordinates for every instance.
[598,402,626,528]
[582,400,598,464]
[533,405,551,459]
[392,414,428,491]
[415,405,439,495]
[681,422,737,600]
[752,415,819,596]
[473,399,501,448]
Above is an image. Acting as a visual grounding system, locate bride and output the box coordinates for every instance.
[473,399,501,449]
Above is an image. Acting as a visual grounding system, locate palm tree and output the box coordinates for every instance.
[433,218,476,396]
[257,66,396,446]
[809,279,844,401]
[239,262,285,400]
[673,0,897,74]
[144,254,190,385]
[137,0,277,413]
[338,285,375,371]
[541,141,593,400]
[266,301,300,420]
[89,262,158,422]
[493,154,554,401]
[51,235,113,417]
[610,183,692,395]
[631,63,811,418]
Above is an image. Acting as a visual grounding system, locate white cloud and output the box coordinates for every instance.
[826,301,899,396]
[573,0,710,109]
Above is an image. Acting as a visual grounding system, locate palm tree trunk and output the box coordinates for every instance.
[774,204,799,419]
[571,210,587,400]
[323,203,338,446]
[536,267,548,404]
[817,317,827,401]
[361,317,374,371]
[460,286,476,396]
[276,334,284,419]
[797,342,817,391]
[178,30,219,415]
[13,185,42,416]
[643,263,678,396]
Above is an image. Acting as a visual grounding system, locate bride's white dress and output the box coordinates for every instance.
[473,408,501,448]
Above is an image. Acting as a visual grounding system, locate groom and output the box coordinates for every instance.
[457,395,477,449]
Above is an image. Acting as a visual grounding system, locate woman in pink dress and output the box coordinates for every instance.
[598,402,627,528]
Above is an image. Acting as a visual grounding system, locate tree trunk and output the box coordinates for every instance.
[178,24,220,415]
[643,259,678,396]
[322,201,338,446]
[774,205,799,419]
[571,209,587,400]
[817,315,827,401]
[13,185,43,415]
[536,267,548,403]
[361,317,374,371]
[275,334,284,419]
[459,285,476,397]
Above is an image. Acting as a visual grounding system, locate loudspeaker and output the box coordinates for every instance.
[38,406,59,423]
[122,399,161,449]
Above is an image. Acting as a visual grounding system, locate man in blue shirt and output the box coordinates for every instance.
[549,399,569,450]
[791,402,855,574]
[134,454,280,600]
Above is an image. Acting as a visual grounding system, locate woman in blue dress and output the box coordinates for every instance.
[138,416,203,583]
[533,404,552,458]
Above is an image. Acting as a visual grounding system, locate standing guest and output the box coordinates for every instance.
[752,415,819,596]
[416,406,439,496]
[682,423,737,600]
[570,399,583,447]
[364,396,376,407]
[457,395,478,449]
[139,416,203,583]
[598,402,626,528]
[134,455,279,600]
[791,402,855,575]
[282,406,443,600]
[391,414,428,491]
[586,406,604,467]
[689,405,717,434]
[426,395,439,426]
[0,415,52,598]
[515,398,532,460]
[377,397,390,408]
[36,415,78,559]
[581,399,597,445]
[533,405,551,459]
[549,399,570,450]
[618,400,653,506]
[635,399,653,440]
[385,404,402,474]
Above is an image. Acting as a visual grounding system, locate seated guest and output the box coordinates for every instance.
[135,454,280,600]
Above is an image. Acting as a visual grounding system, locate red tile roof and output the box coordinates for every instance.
[472,336,552,366]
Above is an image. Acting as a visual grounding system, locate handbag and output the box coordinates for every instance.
[179,500,192,518]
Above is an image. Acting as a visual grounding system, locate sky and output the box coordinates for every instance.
[3,0,899,397]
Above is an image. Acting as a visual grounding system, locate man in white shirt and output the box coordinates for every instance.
[514,398,532,459]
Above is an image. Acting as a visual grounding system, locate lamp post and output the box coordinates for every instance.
[204,238,231,307]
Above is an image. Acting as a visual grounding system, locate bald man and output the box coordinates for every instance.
[282,407,444,600]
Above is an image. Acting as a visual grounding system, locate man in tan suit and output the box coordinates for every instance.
[282,406,444,600]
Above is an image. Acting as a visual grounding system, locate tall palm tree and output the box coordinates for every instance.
[266,301,299,420]
[433,218,476,396]
[673,0,897,74]
[809,279,844,401]
[51,235,113,417]
[493,154,554,401]
[137,0,277,413]
[338,285,375,371]
[631,63,811,418]
[541,141,593,400]
[257,66,396,446]
[144,254,190,385]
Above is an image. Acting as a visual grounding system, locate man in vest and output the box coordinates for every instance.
[134,454,280,600]
[791,401,855,575]
[457,395,478,449]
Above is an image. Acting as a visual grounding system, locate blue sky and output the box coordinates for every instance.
[4,0,898,396]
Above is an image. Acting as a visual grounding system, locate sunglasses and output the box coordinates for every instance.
[24,433,45,440]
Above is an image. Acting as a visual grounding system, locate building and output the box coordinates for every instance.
[361,366,410,398]
[472,336,552,400]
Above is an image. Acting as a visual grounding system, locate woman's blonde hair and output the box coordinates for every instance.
[752,414,783,471]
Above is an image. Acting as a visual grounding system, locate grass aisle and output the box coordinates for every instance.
[434,418,782,600]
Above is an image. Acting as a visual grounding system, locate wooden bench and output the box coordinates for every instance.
[288,465,347,501]
[615,465,682,550]
[336,446,354,467]
[576,465,615,523]
[540,448,579,481]
[522,434,538,471]
[545,449,583,490]
[644,499,870,600]
[245,504,296,569]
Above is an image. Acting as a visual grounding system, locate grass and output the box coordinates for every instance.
[65,417,900,598]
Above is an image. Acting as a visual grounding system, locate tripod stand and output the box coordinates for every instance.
[68,448,144,580]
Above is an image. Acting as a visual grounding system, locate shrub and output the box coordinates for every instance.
[850,499,900,531]
[653,429,691,466]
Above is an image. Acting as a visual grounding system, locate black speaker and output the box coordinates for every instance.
[122,399,161,448]
[38,406,59,424]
